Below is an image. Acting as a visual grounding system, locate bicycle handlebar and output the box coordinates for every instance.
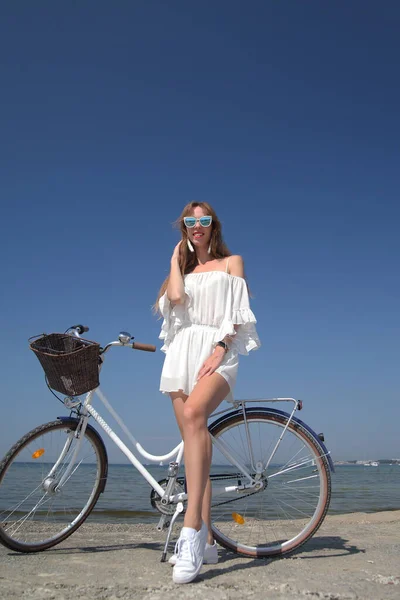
[69,324,89,335]
[132,342,156,353]
[67,324,157,354]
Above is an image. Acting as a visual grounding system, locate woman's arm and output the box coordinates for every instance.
[167,242,186,304]
[197,255,246,380]
[222,255,245,346]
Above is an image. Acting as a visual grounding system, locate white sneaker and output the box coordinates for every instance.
[172,522,208,584]
[169,541,218,565]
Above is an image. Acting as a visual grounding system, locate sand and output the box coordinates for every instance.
[0,510,399,599]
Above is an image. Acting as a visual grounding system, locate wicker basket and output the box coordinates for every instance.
[30,333,101,396]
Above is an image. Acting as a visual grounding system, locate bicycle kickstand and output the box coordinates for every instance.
[160,502,184,562]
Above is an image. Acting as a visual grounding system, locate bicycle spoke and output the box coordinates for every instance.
[210,411,331,556]
[0,420,106,551]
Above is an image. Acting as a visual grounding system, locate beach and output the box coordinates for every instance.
[0,510,399,599]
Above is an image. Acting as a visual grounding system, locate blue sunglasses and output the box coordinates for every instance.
[183,216,213,228]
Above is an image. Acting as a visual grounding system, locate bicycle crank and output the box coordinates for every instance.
[150,479,186,516]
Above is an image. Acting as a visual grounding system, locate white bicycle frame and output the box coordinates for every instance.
[55,333,302,505]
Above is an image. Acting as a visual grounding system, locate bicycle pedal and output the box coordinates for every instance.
[156,514,170,531]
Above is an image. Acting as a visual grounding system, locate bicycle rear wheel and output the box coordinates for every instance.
[0,418,107,552]
[209,409,331,557]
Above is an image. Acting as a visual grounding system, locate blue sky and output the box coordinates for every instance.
[1,1,399,462]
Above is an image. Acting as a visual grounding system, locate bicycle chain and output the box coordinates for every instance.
[155,472,262,511]
[210,473,263,509]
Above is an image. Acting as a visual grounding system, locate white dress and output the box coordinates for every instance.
[159,262,261,402]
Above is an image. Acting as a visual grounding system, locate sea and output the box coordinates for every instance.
[88,463,400,523]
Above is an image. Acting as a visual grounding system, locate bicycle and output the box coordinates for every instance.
[0,324,334,559]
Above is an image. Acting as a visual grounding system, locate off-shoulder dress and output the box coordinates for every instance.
[159,259,260,402]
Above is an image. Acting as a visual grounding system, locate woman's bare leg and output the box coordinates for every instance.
[171,393,215,545]
[201,479,213,545]
[170,380,229,544]
[179,373,230,531]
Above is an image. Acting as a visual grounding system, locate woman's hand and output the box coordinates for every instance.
[171,241,182,262]
[197,347,226,381]
[168,240,186,304]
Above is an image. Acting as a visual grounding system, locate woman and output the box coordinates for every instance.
[156,201,260,584]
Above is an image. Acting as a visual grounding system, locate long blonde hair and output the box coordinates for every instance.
[154,201,231,313]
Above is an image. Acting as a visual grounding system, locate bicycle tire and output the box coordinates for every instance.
[209,409,331,557]
[0,419,108,553]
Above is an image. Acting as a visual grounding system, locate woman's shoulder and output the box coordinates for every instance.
[227,255,245,277]
[228,254,244,265]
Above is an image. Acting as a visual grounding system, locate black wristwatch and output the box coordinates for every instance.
[215,340,229,353]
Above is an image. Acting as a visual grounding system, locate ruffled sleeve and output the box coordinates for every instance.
[216,276,261,355]
[158,289,191,353]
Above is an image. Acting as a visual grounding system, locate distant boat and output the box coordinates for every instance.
[365,461,379,467]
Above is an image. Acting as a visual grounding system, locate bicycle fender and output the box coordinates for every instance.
[57,416,109,492]
[209,407,335,473]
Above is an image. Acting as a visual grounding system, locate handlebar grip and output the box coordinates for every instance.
[69,324,89,334]
[132,342,157,353]
[76,325,89,334]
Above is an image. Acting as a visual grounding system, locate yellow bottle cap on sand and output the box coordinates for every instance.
[232,512,245,525]
[32,448,45,459]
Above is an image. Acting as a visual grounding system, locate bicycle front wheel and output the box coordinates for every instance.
[209,410,331,557]
[0,419,107,552]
